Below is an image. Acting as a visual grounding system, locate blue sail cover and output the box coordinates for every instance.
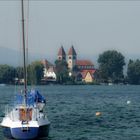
[15,90,46,106]
[30,90,46,104]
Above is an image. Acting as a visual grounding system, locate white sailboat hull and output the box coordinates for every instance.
[1,116,50,139]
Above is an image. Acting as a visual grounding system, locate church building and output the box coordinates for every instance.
[57,46,96,83]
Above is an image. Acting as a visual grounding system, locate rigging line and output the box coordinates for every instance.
[15,1,24,92]
[26,0,30,86]
[16,1,23,89]
[21,0,27,100]
[25,0,34,88]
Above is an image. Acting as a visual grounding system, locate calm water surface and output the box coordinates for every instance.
[0,85,140,140]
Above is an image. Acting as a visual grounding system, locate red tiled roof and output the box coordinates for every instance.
[76,60,94,66]
[58,46,66,56]
[68,46,77,55]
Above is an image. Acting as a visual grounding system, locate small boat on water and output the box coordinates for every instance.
[108,82,113,86]
[0,0,50,139]
[1,90,50,139]
[0,84,6,87]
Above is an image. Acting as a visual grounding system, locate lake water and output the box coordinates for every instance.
[0,85,140,140]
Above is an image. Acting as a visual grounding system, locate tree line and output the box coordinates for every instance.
[97,50,140,85]
[0,50,140,85]
[0,61,43,85]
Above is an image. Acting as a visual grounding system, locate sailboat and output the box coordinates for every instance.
[1,0,50,139]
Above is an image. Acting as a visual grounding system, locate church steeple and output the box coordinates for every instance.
[67,45,77,70]
[68,45,77,56]
[57,46,66,61]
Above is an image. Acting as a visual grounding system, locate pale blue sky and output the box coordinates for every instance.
[0,1,140,64]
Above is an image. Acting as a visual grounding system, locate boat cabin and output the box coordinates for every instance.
[19,107,32,121]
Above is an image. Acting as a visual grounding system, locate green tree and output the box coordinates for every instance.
[28,61,44,85]
[98,50,125,83]
[0,64,15,84]
[55,60,69,84]
[15,66,24,79]
[127,59,140,84]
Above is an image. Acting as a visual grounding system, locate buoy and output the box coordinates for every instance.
[95,112,101,116]
[127,100,131,104]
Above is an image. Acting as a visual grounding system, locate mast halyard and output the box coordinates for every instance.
[21,0,27,101]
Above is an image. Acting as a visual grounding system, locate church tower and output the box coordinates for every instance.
[57,46,66,61]
[68,45,77,70]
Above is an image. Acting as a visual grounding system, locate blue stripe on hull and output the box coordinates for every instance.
[2,127,13,139]
[2,124,50,139]
[11,127,38,139]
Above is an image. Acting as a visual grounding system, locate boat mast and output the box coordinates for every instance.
[21,0,27,99]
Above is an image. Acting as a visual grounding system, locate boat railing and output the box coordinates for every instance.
[4,102,47,122]
[4,104,34,121]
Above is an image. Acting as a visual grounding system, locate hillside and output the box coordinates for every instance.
[0,47,54,66]
[0,47,19,66]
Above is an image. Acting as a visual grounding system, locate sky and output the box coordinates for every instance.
[0,0,140,65]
